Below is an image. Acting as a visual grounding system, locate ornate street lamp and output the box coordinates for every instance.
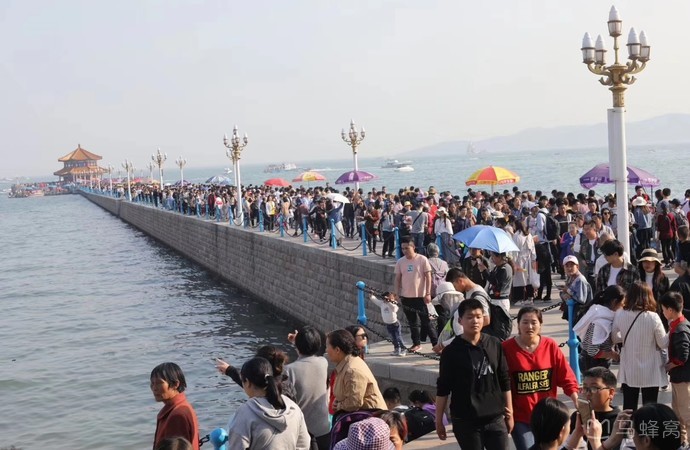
[175,156,187,186]
[122,159,135,201]
[151,148,167,187]
[223,125,249,224]
[581,5,649,257]
[341,119,366,191]
[107,164,114,194]
[146,161,155,183]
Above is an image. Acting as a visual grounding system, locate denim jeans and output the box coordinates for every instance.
[511,421,534,450]
[386,322,405,351]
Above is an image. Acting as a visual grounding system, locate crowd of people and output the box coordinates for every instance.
[144,181,690,450]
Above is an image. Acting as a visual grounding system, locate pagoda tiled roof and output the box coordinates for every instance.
[53,166,107,176]
[58,144,102,162]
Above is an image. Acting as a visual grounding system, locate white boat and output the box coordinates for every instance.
[394,165,415,172]
[264,163,297,173]
[382,158,413,169]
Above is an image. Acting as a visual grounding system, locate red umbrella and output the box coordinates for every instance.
[264,178,291,187]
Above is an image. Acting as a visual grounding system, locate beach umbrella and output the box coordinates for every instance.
[326,192,350,204]
[453,225,519,253]
[579,163,660,189]
[292,171,326,183]
[465,166,520,192]
[264,178,291,187]
[206,175,232,185]
[335,170,378,185]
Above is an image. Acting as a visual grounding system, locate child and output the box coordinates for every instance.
[369,292,406,356]
[660,291,690,445]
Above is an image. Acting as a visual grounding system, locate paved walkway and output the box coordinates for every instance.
[364,268,678,449]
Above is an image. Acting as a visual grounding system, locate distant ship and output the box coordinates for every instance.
[394,164,415,172]
[382,158,413,169]
[467,142,481,155]
[263,163,298,173]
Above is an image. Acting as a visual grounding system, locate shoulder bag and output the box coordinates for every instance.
[622,311,644,347]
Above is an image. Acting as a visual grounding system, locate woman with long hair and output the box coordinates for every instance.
[573,285,625,370]
[611,282,668,410]
[502,307,579,450]
[512,220,538,305]
[637,248,670,330]
[226,357,310,449]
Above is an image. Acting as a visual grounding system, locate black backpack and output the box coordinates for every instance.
[472,291,512,341]
[404,407,436,442]
[543,213,560,240]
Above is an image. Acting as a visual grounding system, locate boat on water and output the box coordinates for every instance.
[382,158,413,169]
[394,164,415,172]
[263,162,297,173]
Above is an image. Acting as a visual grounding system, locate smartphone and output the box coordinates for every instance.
[577,398,592,425]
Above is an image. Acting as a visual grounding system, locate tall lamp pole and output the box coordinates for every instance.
[223,125,249,224]
[122,159,134,201]
[152,148,167,187]
[146,161,155,183]
[107,164,114,193]
[175,156,187,186]
[341,119,365,192]
[581,5,650,257]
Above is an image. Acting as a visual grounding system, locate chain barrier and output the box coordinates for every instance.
[360,320,441,361]
[305,229,331,246]
[338,238,364,252]
[199,434,210,447]
[358,285,439,320]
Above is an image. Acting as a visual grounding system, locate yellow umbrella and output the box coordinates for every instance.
[292,171,326,183]
[465,166,520,192]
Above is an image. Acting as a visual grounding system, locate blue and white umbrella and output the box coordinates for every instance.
[453,225,519,253]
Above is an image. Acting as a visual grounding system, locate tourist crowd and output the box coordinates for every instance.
[144,181,690,450]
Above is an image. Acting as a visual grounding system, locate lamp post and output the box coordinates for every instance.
[223,125,249,224]
[122,159,134,201]
[175,156,187,186]
[146,161,155,183]
[107,164,114,194]
[88,167,94,189]
[341,119,365,191]
[581,5,649,258]
[151,148,167,187]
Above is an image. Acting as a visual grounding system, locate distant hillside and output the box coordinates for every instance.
[396,113,690,157]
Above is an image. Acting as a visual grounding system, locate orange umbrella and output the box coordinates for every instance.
[264,178,291,187]
[465,166,520,192]
[292,171,326,183]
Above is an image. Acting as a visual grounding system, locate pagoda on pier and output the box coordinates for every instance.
[54,144,106,182]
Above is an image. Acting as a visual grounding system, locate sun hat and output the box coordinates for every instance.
[563,255,579,266]
[638,248,662,264]
[437,206,447,214]
[333,417,395,450]
[404,201,411,206]
[632,197,649,207]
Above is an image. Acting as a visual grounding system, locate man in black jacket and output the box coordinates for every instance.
[435,298,513,450]
[660,291,690,445]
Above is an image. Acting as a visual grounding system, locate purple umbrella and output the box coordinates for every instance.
[335,170,378,185]
[579,163,660,189]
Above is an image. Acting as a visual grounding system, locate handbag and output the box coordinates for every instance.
[622,311,644,347]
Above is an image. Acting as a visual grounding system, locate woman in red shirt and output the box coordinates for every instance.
[151,362,200,450]
[501,307,579,450]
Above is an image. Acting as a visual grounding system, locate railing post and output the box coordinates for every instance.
[330,219,337,249]
[280,215,285,237]
[215,206,220,222]
[436,234,444,259]
[356,281,367,326]
[196,203,201,218]
[303,216,308,243]
[259,209,264,231]
[361,223,367,256]
[395,227,402,259]
[205,204,209,220]
[228,206,234,225]
[566,299,581,384]
[210,427,229,450]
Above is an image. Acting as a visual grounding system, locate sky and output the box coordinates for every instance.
[1,0,689,178]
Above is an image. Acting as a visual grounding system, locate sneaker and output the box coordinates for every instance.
[398,350,407,357]
[409,345,421,352]
[390,350,400,356]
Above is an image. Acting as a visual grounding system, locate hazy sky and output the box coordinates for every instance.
[1,0,688,178]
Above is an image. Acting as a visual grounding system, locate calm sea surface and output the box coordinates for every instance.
[1,147,686,449]
[0,194,297,449]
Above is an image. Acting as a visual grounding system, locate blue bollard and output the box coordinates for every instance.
[566,299,581,383]
[394,227,402,259]
[259,211,264,232]
[356,281,367,326]
[361,223,367,256]
[216,206,221,222]
[330,219,337,249]
[303,216,308,243]
[205,205,209,220]
[196,203,201,218]
[436,234,444,259]
[280,216,285,237]
[228,206,234,224]
[209,427,228,450]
